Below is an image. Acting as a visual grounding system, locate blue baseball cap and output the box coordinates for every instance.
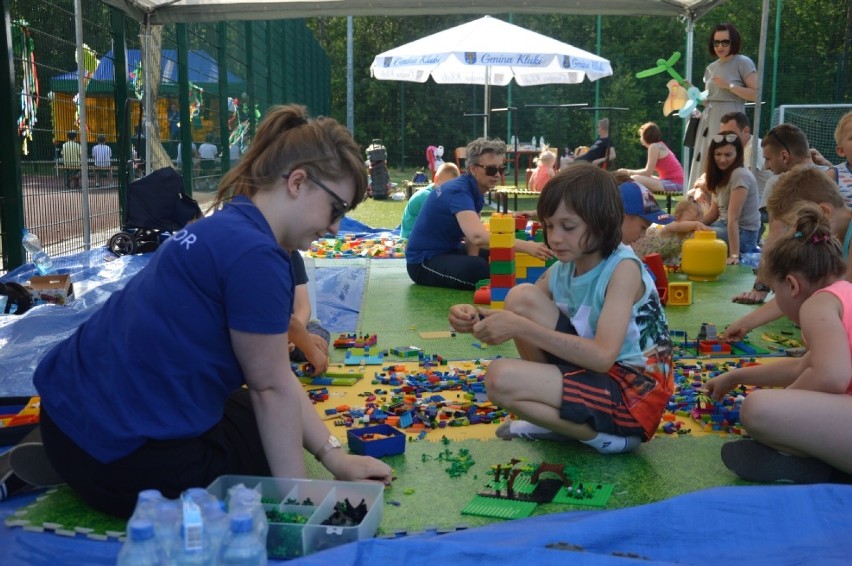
[620,181,673,225]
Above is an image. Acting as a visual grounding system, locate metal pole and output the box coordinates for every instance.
[752,0,771,162]
[74,0,91,249]
[682,16,695,181]
[770,0,783,124]
[594,16,601,124]
[143,18,152,176]
[347,16,354,133]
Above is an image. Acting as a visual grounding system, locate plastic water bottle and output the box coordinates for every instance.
[117,520,166,566]
[130,489,165,523]
[21,228,53,275]
[219,513,267,566]
[226,485,268,544]
[152,499,181,561]
[202,499,230,560]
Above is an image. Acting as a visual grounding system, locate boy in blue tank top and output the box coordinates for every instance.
[449,163,674,454]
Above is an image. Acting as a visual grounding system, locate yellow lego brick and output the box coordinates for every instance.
[489,232,515,249]
[490,301,505,310]
[488,214,516,234]
[515,253,547,268]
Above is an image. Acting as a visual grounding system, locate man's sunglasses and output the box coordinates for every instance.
[713,39,732,47]
[712,133,739,144]
[474,164,507,176]
[768,129,792,155]
[282,171,349,223]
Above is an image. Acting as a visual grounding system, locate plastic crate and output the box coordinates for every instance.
[206,475,383,559]
[347,424,406,457]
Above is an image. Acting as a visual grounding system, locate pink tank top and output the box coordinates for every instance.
[654,143,684,184]
[814,280,852,394]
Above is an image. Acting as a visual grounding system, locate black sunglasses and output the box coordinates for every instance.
[282,171,349,223]
[712,133,739,144]
[713,39,732,47]
[475,164,507,176]
[768,129,792,155]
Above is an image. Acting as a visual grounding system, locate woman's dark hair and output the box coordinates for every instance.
[708,23,742,56]
[537,162,622,258]
[213,104,367,210]
[759,201,845,287]
[639,122,663,145]
[704,130,744,193]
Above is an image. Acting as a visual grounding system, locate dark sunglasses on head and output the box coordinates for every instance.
[768,129,793,155]
[713,39,732,47]
[475,164,507,176]
[712,133,739,144]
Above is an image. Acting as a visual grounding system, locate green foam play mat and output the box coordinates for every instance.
[7,434,744,538]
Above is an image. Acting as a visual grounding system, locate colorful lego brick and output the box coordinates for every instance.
[489,232,515,249]
[390,346,422,358]
[489,247,515,261]
[488,214,517,234]
[490,274,516,288]
[490,260,516,275]
[490,301,505,310]
[668,281,693,306]
[515,253,547,268]
[490,287,510,301]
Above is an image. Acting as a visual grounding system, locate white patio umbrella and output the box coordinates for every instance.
[370,16,613,137]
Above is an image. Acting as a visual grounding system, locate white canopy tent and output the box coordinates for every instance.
[95,0,770,175]
[100,1,729,24]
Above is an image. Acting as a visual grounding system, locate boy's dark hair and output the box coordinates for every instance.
[537,162,622,258]
[639,122,663,144]
[759,201,845,287]
[761,124,810,159]
[707,23,742,56]
[720,111,749,130]
[704,130,744,193]
[97,134,106,143]
[67,130,77,140]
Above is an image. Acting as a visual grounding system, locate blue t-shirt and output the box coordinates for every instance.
[405,174,484,264]
[34,195,294,463]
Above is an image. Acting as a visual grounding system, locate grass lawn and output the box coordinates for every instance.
[349,167,681,230]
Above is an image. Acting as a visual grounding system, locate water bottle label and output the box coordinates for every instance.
[181,493,204,551]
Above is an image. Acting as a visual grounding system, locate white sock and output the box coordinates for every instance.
[581,432,642,454]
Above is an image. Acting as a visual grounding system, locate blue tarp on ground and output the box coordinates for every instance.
[0,247,366,397]
[2,484,850,564]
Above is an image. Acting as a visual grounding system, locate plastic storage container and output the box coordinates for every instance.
[347,424,405,457]
[681,231,728,282]
[206,475,383,560]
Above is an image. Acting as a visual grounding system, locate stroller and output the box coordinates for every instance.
[108,167,203,257]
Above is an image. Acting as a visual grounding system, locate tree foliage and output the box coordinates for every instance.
[308,0,850,170]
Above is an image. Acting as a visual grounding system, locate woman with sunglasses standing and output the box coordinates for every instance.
[685,23,758,194]
[28,105,392,518]
[406,137,555,289]
[701,131,762,264]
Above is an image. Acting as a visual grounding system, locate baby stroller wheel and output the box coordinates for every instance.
[108,232,137,257]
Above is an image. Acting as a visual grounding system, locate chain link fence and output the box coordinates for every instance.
[2,0,329,273]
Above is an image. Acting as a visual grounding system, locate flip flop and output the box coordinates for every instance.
[721,439,832,484]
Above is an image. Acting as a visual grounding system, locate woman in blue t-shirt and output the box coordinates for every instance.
[31,105,392,517]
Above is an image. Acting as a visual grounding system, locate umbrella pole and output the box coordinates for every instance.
[483,65,491,138]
